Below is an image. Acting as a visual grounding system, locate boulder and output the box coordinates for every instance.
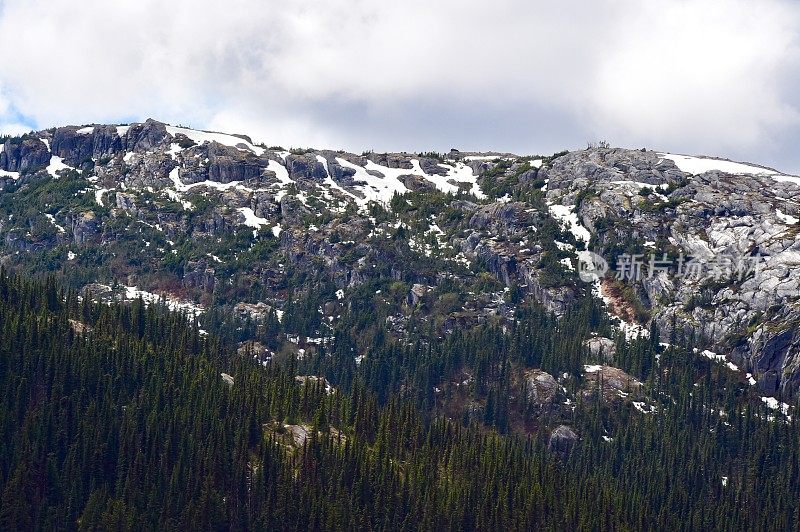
[548,425,578,454]
[585,337,616,362]
[284,154,327,181]
[582,365,642,403]
[524,369,558,405]
[398,174,436,192]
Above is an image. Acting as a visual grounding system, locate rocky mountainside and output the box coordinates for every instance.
[2,118,800,403]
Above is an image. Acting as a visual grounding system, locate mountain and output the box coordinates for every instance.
[2,120,800,528]
[1,119,798,401]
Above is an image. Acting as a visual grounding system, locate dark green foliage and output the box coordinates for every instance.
[0,272,798,530]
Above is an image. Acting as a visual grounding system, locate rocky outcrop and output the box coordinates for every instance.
[548,425,578,454]
[365,152,414,170]
[585,337,616,362]
[72,212,99,245]
[0,137,50,173]
[541,148,683,193]
[183,261,216,292]
[284,154,327,181]
[469,202,534,233]
[51,125,122,166]
[208,145,265,183]
[582,365,642,403]
[398,174,436,192]
[544,147,800,398]
[524,369,558,406]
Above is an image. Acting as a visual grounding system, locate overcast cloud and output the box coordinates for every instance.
[1,0,799,171]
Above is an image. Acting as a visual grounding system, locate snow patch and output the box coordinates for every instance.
[549,204,591,243]
[659,152,789,178]
[268,159,293,185]
[776,209,799,225]
[238,207,268,236]
[701,349,739,372]
[45,214,66,233]
[0,169,20,180]
[437,161,486,199]
[165,125,265,156]
[761,396,791,416]
[337,157,410,205]
[463,155,502,161]
[94,188,108,207]
[123,285,204,316]
[46,155,71,178]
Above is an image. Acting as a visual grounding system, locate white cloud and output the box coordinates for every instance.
[0,123,33,136]
[0,0,798,168]
[589,0,800,154]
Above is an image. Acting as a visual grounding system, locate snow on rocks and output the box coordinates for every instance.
[661,152,800,189]
[436,161,487,199]
[295,375,335,394]
[45,214,66,234]
[632,401,656,414]
[761,396,791,416]
[701,349,740,372]
[123,286,204,317]
[548,204,591,244]
[46,155,71,178]
[165,125,265,156]
[238,207,269,236]
[337,157,410,205]
[776,209,799,225]
[658,152,785,177]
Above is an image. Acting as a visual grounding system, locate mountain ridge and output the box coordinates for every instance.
[1,119,800,403]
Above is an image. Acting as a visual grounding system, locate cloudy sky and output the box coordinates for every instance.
[1,0,799,171]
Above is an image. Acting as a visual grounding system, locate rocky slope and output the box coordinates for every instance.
[2,119,800,400]
[543,149,800,396]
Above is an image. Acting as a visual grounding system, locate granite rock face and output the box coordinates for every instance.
[0,137,51,173]
[545,147,800,397]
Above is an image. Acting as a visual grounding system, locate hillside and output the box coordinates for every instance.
[3,120,800,528]
[2,120,799,401]
[0,271,799,530]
